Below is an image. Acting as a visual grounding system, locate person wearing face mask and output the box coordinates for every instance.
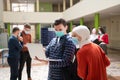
[18,24,32,80]
[35,19,76,80]
[68,25,82,80]
[98,27,109,55]
[8,27,23,80]
[72,25,110,80]
[90,28,98,41]
[90,28,102,45]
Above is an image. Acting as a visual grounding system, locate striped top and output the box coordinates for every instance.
[45,34,76,68]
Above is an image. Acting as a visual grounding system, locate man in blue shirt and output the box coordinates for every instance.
[7,27,23,80]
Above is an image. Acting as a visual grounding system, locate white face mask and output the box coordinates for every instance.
[25,31,30,34]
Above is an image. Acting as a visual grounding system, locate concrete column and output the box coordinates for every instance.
[36,24,41,41]
[80,18,84,25]
[36,0,40,12]
[7,0,11,11]
[58,3,61,12]
[0,0,4,28]
[70,0,73,7]
[63,0,66,11]
[70,21,73,31]
[7,23,11,37]
[94,13,100,29]
[35,0,41,41]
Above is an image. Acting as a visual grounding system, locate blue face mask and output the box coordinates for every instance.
[72,37,79,45]
[55,31,65,37]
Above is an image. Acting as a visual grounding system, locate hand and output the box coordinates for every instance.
[23,44,27,47]
[34,56,48,63]
[43,48,46,52]
[34,56,39,61]
[18,36,23,42]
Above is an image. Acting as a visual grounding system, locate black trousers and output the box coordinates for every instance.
[62,66,73,80]
[8,57,19,80]
[18,51,32,80]
[62,65,82,80]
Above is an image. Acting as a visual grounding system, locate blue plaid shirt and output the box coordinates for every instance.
[45,34,76,68]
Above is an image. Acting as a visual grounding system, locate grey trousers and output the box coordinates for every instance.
[99,44,107,54]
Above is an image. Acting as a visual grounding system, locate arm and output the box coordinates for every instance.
[53,40,76,67]
[102,34,109,44]
[104,55,110,67]
[45,38,56,57]
[34,56,48,63]
[29,35,32,43]
[61,40,76,63]
[12,39,22,51]
[77,51,87,79]
[99,47,110,67]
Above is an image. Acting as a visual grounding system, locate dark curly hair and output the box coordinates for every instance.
[54,18,67,27]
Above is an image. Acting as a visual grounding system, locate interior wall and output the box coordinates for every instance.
[39,2,53,12]
[103,15,120,49]
[85,21,94,31]
[52,4,58,12]
[85,15,120,49]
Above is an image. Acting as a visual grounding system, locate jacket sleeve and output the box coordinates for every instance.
[102,34,109,44]
[45,38,56,57]
[77,50,88,79]
[52,39,76,67]
[12,39,22,51]
[61,40,76,64]
[100,47,110,67]
[29,35,32,43]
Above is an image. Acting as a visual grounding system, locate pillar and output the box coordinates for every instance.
[35,0,41,41]
[36,24,41,40]
[58,3,61,12]
[80,18,84,25]
[70,21,73,31]
[0,0,4,28]
[94,13,100,29]
[70,0,73,7]
[63,0,66,11]
[36,0,40,12]
[7,23,11,37]
[7,0,11,11]
[6,0,11,36]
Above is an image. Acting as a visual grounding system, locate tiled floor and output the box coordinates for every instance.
[107,49,120,80]
[0,49,120,80]
[0,61,49,80]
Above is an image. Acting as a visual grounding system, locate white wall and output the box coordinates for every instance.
[3,12,62,24]
[63,0,120,21]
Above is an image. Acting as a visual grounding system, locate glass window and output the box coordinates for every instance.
[12,3,35,12]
